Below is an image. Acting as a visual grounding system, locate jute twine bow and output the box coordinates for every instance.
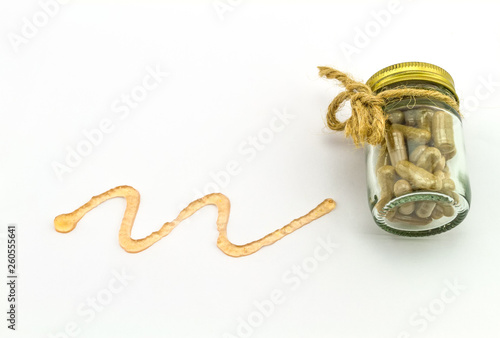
[318,66,461,147]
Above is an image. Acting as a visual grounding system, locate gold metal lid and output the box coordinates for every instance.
[366,62,458,103]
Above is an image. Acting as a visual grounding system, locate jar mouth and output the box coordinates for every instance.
[366,62,459,104]
[374,192,469,236]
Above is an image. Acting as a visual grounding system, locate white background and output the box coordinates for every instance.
[1,1,500,337]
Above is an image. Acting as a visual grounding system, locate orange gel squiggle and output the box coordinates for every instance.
[54,185,336,257]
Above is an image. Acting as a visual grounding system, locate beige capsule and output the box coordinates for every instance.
[385,127,408,166]
[438,165,452,179]
[442,178,456,191]
[393,212,432,225]
[387,110,405,124]
[405,108,432,129]
[393,124,432,144]
[415,108,433,132]
[431,205,444,220]
[375,165,396,212]
[444,147,457,160]
[432,156,446,172]
[432,111,455,157]
[443,165,451,176]
[416,201,437,218]
[434,170,446,181]
[392,124,431,151]
[416,147,442,172]
[395,161,443,191]
[376,143,390,171]
[394,179,412,197]
[404,109,418,126]
[409,145,428,163]
[399,202,416,215]
[441,204,455,217]
[394,179,415,215]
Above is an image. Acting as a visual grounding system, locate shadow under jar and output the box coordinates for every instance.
[365,62,471,236]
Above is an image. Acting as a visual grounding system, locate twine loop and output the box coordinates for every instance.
[318,66,460,147]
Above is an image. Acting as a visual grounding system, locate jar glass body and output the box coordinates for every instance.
[365,81,471,236]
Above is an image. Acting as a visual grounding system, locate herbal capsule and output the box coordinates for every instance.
[394,180,414,215]
[442,178,456,191]
[395,161,442,191]
[392,124,431,151]
[385,127,408,166]
[431,205,444,220]
[387,110,405,124]
[409,145,427,163]
[365,62,471,236]
[441,204,455,217]
[432,111,455,158]
[415,147,441,172]
[416,201,436,218]
[394,179,412,197]
[375,165,396,212]
[444,148,457,160]
[376,144,390,170]
[434,170,446,181]
[404,109,418,126]
[433,156,446,172]
[415,108,433,132]
[393,213,432,226]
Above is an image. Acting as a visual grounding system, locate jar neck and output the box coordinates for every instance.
[374,80,458,104]
[374,80,461,119]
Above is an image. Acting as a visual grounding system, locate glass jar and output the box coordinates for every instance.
[365,62,471,236]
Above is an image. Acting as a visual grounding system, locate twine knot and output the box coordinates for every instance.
[318,66,460,147]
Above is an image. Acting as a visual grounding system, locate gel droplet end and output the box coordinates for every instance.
[54,214,77,233]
